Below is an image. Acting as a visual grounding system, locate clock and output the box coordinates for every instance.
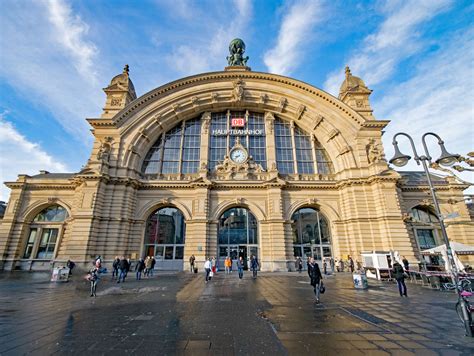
[230,147,248,164]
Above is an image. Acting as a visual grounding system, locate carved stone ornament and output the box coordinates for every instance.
[48,197,59,203]
[338,145,351,156]
[265,112,275,134]
[235,197,244,205]
[139,126,150,140]
[313,114,324,130]
[419,199,432,207]
[214,153,265,180]
[211,92,219,103]
[161,197,171,205]
[296,104,306,120]
[111,97,122,106]
[366,138,385,164]
[307,198,318,205]
[191,96,199,107]
[172,103,180,115]
[97,138,113,162]
[201,112,211,134]
[402,213,413,222]
[260,93,269,104]
[278,97,287,113]
[232,79,245,102]
[327,129,340,142]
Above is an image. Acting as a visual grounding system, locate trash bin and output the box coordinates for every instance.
[353,272,368,289]
[51,267,70,282]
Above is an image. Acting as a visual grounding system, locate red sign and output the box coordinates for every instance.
[231,118,245,127]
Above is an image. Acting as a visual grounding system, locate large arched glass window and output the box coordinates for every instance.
[144,207,185,261]
[275,118,333,176]
[24,205,68,259]
[409,206,440,250]
[291,208,332,261]
[209,111,266,171]
[142,118,201,175]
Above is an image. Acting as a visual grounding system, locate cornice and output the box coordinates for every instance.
[361,121,390,129]
[87,118,115,128]
[112,71,369,127]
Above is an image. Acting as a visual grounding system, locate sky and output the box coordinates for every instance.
[0,0,473,201]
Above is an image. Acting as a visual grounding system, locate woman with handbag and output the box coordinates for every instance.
[308,257,323,303]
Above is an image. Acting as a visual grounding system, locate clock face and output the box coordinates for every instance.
[230,148,248,164]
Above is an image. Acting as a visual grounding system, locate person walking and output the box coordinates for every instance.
[308,257,323,303]
[225,256,231,274]
[87,266,100,297]
[330,257,335,273]
[250,255,259,278]
[339,259,344,272]
[211,257,217,274]
[66,260,75,276]
[135,258,146,280]
[189,254,196,273]
[323,259,327,275]
[393,261,408,297]
[348,256,354,273]
[150,256,156,276]
[402,256,409,271]
[112,256,120,279]
[295,257,303,273]
[237,256,244,279]
[144,256,153,277]
[117,256,129,283]
[204,257,212,283]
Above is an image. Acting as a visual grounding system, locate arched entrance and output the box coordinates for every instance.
[144,207,185,270]
[291,208,333,265]
[218,207,258,270]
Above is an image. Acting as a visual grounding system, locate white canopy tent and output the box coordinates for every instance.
[421,241,474,273]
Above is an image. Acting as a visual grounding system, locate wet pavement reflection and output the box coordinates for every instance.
[0,270,472,355]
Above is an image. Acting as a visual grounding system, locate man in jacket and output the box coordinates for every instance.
[308,257,323,303]
[135,258,146,280]
[250,255,259,278]
[189,254,196,273]
[117,257,129,283]
[393,261,408,297]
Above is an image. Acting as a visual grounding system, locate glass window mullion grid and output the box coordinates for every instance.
[178,121,185,174]
[311,136,319,174]
[275,121,294,174]
[290,121,298,174]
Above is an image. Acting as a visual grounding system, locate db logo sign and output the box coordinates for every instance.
[231,118,245,127]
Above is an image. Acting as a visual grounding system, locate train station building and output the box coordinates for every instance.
[1,40,472,271]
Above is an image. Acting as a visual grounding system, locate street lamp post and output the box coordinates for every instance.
[389,132,472,337]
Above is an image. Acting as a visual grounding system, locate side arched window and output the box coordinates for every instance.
[24,205,68,259]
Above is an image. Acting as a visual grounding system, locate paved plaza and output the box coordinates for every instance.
[0,269,473,355]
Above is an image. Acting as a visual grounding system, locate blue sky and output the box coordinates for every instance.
[0,0,473,201]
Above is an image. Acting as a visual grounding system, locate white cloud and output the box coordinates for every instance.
[0,114,69,201]
[0,0,102,142]
[323,0,451,95]
[46,0,98,82]
[166,0,253,75]
[378,29,474,190]
[263,0,323,75]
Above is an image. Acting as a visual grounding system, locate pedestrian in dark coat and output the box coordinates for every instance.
[237,257,244,279]
[112,256,120,279]
[308,257,323,303]
[117,257,129,283]
[393,261,408,297]
[135,258,146,280]
[250,255,259,278]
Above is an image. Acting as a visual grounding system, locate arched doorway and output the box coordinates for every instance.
[218,207,258,270]
[291,208,332,265]
[144,207,185,270]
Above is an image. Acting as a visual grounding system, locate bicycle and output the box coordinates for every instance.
[443,278,473,292]
[454,279,474,337]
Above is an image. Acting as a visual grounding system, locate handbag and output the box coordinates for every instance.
[209,271,214,277]
[319,282,326,294]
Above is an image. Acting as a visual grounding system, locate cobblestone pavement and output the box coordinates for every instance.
[0,270,473,355]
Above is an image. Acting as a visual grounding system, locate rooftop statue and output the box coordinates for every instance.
[227,38,249,66]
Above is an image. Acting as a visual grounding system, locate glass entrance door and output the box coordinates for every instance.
[218,207,259,270]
